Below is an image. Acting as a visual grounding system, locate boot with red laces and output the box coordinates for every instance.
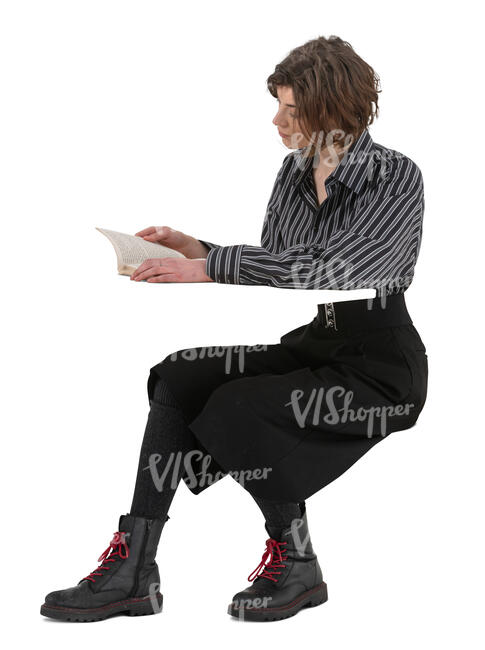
[40,513,166,622]
[228,507,328,621]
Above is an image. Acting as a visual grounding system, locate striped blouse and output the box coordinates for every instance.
[199,128,424,295]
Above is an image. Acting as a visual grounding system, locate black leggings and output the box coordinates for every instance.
[130,378,304,537]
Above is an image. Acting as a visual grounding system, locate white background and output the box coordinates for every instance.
[1,1,483,648]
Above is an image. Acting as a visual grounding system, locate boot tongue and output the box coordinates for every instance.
[78,526,131,585]
[118,513,136,533]
[97,531,128,563]
[265,523,284,540]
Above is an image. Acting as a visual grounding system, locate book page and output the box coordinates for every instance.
[96,227,185,273]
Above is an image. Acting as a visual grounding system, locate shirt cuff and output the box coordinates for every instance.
[198,239,220,253]
[206,245,244,284]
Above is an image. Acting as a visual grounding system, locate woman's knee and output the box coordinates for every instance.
[148,349,189,398]
[151,377,179,407]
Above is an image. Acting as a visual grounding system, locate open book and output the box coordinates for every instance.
[96,227,185,275]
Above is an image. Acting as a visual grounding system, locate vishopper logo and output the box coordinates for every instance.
[232,596,273,621]
[169,345,268,374]
[144,450,272,491]
[285,386,415,438]
[289,256,353,290]
[292,128,396,183]
[293,128,354,168]
[288,516,312,558]
[148,581,163,614]
[289,255,413,298]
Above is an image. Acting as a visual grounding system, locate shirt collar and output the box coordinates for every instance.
[291,128,377,195]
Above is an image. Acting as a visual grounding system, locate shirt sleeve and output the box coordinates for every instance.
[197,239,220,254]
[204,154,288,282]
[206,165,424,291]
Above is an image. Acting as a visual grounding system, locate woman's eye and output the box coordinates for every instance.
[276,99,296,119]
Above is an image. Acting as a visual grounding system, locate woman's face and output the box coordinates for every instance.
[272,85,309,150]
[273,85,343,156]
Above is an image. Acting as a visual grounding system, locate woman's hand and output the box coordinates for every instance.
[135,226,210,259]
[130,257,214,283]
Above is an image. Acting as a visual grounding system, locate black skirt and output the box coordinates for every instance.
[147,294,428,503]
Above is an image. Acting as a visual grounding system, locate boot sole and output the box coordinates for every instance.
[40,592,163,622]
[227,582,328,622]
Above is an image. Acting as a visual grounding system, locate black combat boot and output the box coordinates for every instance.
[228,507,328,621]
[40,513,166,622]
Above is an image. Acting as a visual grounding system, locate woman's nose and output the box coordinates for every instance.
[273,113,287,128]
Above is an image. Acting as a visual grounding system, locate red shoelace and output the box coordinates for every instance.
[82,531,130,584]
[248,538,288,583]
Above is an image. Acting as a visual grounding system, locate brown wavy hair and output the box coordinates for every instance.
[267,36,381,157]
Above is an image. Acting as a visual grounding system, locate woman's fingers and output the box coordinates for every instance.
[131,259,177,282]
[135,226,181,249]
[142,231,168,242]
[134,226,157,237]
[132,265,165,281]
[130,258,209,283]
[130,258,159,280]
[147,274,178,283]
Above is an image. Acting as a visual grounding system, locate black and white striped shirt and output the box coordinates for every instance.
[199,129,424,295]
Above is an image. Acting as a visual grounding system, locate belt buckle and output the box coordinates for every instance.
[324,302,337,330]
